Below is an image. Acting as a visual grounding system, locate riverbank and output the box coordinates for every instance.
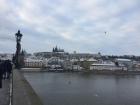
[13,69,43,105]
[21,68,140,75]
[85,70,140,75]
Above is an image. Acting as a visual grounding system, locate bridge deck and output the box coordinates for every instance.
[13,69,43,105]
[0,79,9,105]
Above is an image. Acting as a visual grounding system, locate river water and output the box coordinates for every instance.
[23,72,140,105]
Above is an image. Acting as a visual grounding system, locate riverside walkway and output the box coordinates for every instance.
[13,69,43,105]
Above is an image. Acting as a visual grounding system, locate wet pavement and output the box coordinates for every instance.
[0,79,10,105]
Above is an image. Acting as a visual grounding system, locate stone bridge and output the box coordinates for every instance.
[0,69,43,105]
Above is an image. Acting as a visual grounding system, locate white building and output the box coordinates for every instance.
[24,58,44,68]
[90,63,127,71]
[72,65,82,71]
[115,58,132,64]
[115,58,133,70]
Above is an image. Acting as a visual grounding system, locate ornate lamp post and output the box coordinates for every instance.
[15,30,23,69]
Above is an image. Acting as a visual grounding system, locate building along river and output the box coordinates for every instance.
[23,72,140,105]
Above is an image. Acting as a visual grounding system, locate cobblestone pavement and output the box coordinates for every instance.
[0,79,10,105]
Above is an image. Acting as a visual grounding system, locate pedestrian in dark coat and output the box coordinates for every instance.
[2,61,7,79]
[0,61,3,88]
[6,60,12,79]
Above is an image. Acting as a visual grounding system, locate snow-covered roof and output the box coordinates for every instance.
[87,58,97,62]
[79,58,86,61]
[71,59,79,62]
[91,63,115,66]
[116,58,131,62]
[91,61,115,66]
[79,58,97,62]
[25,58,43,62]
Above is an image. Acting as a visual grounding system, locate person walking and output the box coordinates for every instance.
[6,60,12,79]
[0,61,3,88]
[2,61,7,79]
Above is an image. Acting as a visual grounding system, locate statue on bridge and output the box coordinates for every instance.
[14,30,23,69]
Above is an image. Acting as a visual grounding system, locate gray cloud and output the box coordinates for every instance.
[0,0,140,55]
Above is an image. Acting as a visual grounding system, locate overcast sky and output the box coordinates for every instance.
[0,0,140,55]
